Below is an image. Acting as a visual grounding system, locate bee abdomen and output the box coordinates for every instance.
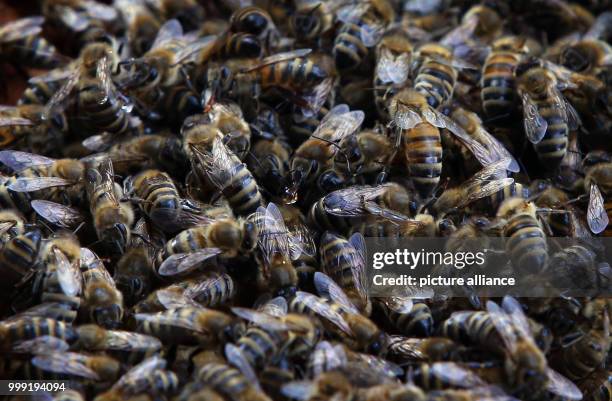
[504,214,548,272]
[404,124,442,197]
[223,164,263,216]
[333,22,369,70]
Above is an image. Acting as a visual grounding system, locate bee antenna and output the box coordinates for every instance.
[72,221,85,236]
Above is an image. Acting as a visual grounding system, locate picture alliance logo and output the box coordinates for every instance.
[371,249,487,270]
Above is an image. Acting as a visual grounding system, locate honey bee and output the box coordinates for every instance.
[281,371,354,401]
[496,198,549,274]
[19,70,67,106]
[190,135,264,217]
[84,157,134,253]
[73,324,161,356]
[0,104,67,150]
[377,298,435,337]
[204,102,252,160]
[334,128,394,180]
[516,61,581,170]
[252,203,302,297]
[412,43,462,109]
[320,232,369,315]
[407,362,488,390]
[333,0,395,70]
[431,158,515,217]
[0,317,77,352]
[79,247,124,329]
[485,296,583,401]
[290,272,387,354]
[290,104,365,189]
[0,16,65,69]
[30,233,82,324]
[94,356,178,401]
[134,306,235,346]
[30,351,120,382]
[307,340,347,376]
[374,28,414,121]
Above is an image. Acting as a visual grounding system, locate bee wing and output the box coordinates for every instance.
[297,78,334,118]
[289,225,317,259]
[174,35,218,65]
[473,127,520,172]
[520,92,548,144]
[323,185,389,217]
[12,336,70,354]
[231,307,290,331]
[53,248,81,297]
[430,362,487,388]
[191,137,234,190]
[8,177,74,192]
[563,98,581,131]
[313,108,365,143]
[348,232,368,303]
[134,310,209,333]
[359,21,385,47]
[294,291,353,335]
[158,248,222,276]
[151,19,183,50]
[104,330,162,351]
[0,16,44,42]
[82,1,118,21]
[458,164,515,207]
[486,299,518,353]
[57,6,90,32]
[352,354,403,379]
[380,297,414,314]
[31,353,101,380]
[183,273,233,301]
[0,115,34,128]
[156,288,202,310]
[0,221,16,237]
[392,106,422,130]
[96,57,115,105]
[225,343,261,390]
[35,199,87,227]
[587,184,609,234]
[546,368,583,400]
[314,271,360,315]
[376,49,411,84]
[440,15,478,49]
[0,150,55,172]
[44,67,80,119]
[242,49,312,72]
[336,3,368,24]
[257,296,288,317]
[82,132,115,152]
[282,381,316,401]
[310,341,347,376]
[111,355,166,393]
[85,157,117,204]
[29,68,74,84]
[256,203,292,264]
[4,302,70,322]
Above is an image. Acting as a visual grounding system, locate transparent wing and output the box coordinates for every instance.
[151,19,183,50]
[96,57,115,105]
[0,117,34,127]
[587,184,608,234]
[348,232,368,303]
[501,296,534,339]
[360,21,385,47]
[231,307,289,331]
[282,381,315,401]
[0,221,16,237]
[312,107,365,143]
[8,177,75,192]
[257,296,288,317]
[44,67,80,119]
[0,150,55,172]
[174,36,218,65]
[158,248,222,276]
[336,3,368,23]
[474,127,520,172]
[521,92,548,144]
[82,132,114,152]
[183,273,234,301]
[85,157,117,205]
[156,289,202,310]
[376,49,411,84]
[255,203,292,265]
[104,331,162,351]
[111,355,166,394]
[225,343,261,390]
[134,309,209,333]
[53,248,81,297]
[309,341,347,376]
[314,271,359,314]
[457,159,514,207]
[58,6,90,31]
[392,106,422,130]
[546,368,583,400]
[380,297,414,314]
[190,137,235,190]
[242,49,312,72]
[32,200,84,228]
[0,16,44,42]
[440,16,478,49]
[83,1,118,20]
[12,336,69,354]
[430,362,487,388]
[486,299,518,353]
[323,185,390,217]
[31,353,100,380]
[294,291,353,335]
[351,354,403,379]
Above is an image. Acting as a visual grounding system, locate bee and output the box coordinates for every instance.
[30,233,82,324]
[84,157,134,253]
[496,198,549,274]
[134,307,234,346]
[290,272,387,354]
[232,297,321,368]
[386,335,466,364]
[334,128,394,180]
[333,0,395,70]
[320,232,369,315]
[550,311,610,381]
[290,104,365,189]
[579,369,612,401]
[0,16,65,69]
[559,39,612,78]
[377,298,435,337]
[156,214,257,276]
[480,36,531,121]
[516,61,581,170]
[0,104,67,150]
[407,362,488,390]
[204,102,252,160]
[0,230,43,296]
[485,296,583,401]
[412,43,461,109]
[0,317,77,351]
[74,324,161,356]
[79,247,124,329]
[190,135,264,217]
[431,158,515,217]
[374,29,414,121]
[252,203,302,297]
[28,351,120,382]
[114,0,162,57]
[401,121,443,199]
[195,344,273,401]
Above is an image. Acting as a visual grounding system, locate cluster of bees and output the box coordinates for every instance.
[0,0,611,400]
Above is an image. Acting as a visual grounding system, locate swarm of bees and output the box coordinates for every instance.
[0,0,611,400]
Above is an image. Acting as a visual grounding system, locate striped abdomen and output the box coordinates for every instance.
[136,308,208,345]
[0,36,61,69]
[333,16,373,70]
[533,96,569,169]
[383,301,433,337]
[222,163,263,216]
[77,84,130,136]
[503,213,548,273]
[163,227,209,258]
[0,231,42,283]
[190,274,235,307]
[440,311,500,352]
[0,176,32,212]
[414,59,456,109]
[198,362,250,397]
[19,80,63,106]
[479,182,530,214]
[404,122,442,198]
[308,198,353,233]
[4,317,76,345]
[481,51,521,119]
[237,326,285,368]
[259,57,327,90]
[134,171,181,223]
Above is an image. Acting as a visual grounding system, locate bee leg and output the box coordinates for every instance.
[179,66,198,95]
